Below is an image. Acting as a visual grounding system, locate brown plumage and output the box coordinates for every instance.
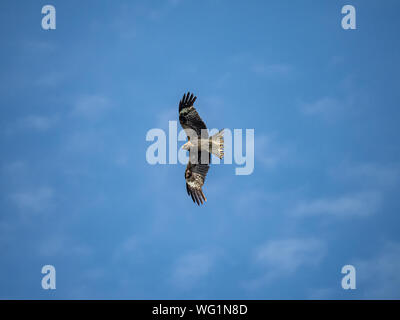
[178,92,224,206]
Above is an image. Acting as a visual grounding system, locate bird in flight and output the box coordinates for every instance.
[179,92,224,205]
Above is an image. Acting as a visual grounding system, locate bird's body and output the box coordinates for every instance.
[182,137,223,156]
[178,92,224,205]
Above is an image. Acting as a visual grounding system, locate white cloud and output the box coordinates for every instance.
[247,238,326,289]
[256,238,325,274]
[292,192,381,218]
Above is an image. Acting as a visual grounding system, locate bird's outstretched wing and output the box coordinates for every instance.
[179,92,208,139]
[185,157,209,205]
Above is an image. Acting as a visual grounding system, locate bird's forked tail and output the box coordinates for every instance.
[209,129,224,159]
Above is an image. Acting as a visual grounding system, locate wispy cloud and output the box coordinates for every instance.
[292,192,381,218]
[170,250,216,290]
[116,0,180,26]
[9,187,54,214]
[5,115,58,134]
[103,1,178,41]
[356,242,400,299]
[2,161,26,175]
[19,115,58,131]
[247,238,325,288]
[300,97,341,116]
[255,238,325,274]
[73,94,112,120]
[112,235,139,262]
[169,0,182,6]
[251,63,292,77]
[63,130,105,154]
[38,234,92,258]
[232,188,279,215]
[255,134,292,169]
[306,242,400,299]
[331,162,400,188]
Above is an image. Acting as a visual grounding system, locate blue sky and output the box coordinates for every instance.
[1,0,400,299]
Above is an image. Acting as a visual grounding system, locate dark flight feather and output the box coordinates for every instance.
[179,92,211,205]
[179,92,208,139]
[185,160,209,206]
